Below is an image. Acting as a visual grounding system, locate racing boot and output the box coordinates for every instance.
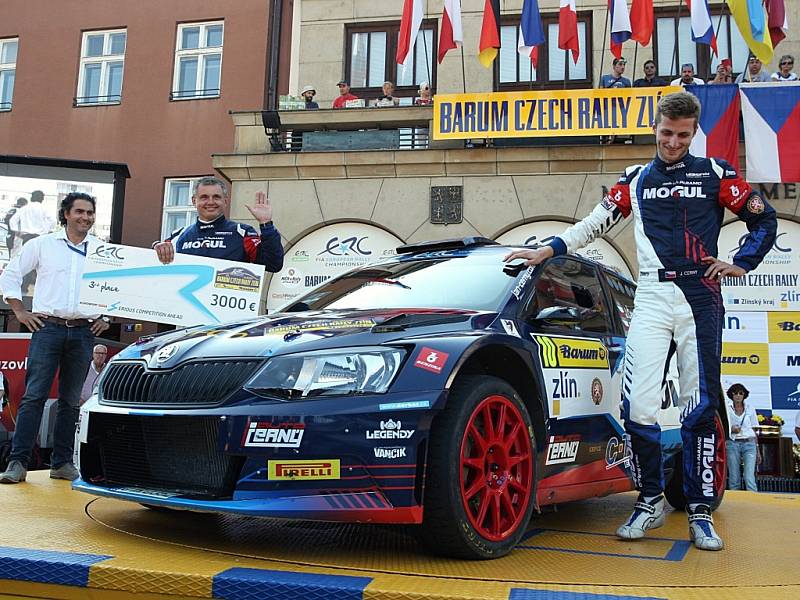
[687,504,724,551]
[616,494,665,539]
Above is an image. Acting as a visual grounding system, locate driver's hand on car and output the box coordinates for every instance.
[503,246,554,266]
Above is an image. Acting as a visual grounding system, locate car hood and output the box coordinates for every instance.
[116,308,489,367]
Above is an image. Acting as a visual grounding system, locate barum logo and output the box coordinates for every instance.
[700,434,715,497]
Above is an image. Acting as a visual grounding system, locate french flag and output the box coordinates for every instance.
[740,82,800,183]
[397,0,424,66]
[609,0,632,59]
[518,0,545,68]
[685,0,717,54]
[687,84,741,171]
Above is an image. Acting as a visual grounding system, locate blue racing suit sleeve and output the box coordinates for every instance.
[255,222,284,272]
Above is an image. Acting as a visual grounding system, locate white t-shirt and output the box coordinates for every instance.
[727,401,758,440]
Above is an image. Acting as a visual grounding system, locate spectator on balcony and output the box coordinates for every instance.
[633,60,667,87]
[415,81,433,105]
[736,54,771,83]
[600,57,632,88]
[671,63,705,87]
[708,59,733,84]
[772,54,798,82]
[300,85,319,109]
[332,80,360,109]
[375,81,400,107]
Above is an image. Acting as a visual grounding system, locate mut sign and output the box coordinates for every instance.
[642,185,707,200]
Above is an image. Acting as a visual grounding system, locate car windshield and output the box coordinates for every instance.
[281,250,521,312]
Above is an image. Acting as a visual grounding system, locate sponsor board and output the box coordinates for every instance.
[721,312,768,343]
[769,344,800,377]
[720,342,770,377]
[243,421,305,449]
[545,435,580,465]
[267,459,340,480]
[768,312,800,343]
[534,336,608,369]
[720,375,773,411]
[373,447,407,459]
[770,377,800,410]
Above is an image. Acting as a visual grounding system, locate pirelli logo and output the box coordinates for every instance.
[533,336,608,369]
[267,459,340,481]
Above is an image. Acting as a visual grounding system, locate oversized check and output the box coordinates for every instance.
[79,243,266,327]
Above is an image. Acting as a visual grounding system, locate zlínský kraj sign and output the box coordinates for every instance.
[432,87,681,140]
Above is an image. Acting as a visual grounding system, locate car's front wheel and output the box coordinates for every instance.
[420,375,536,559]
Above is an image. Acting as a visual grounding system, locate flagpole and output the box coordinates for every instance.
[460,45,467,93]
[633,42,639,82]
[421,9,432,88]
[598,4,610,87]
[671,0,685,80]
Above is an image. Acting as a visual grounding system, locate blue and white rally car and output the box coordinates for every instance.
[73,238,728,559]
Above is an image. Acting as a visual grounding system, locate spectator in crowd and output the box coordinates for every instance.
[708,59,733,84]
[772,54,797,81]
[671,63,705,87]
[79,344,108,406]
[375,81,400,107]
[300,85,319,109]
[415,81,433,105]
[10,190,56,256]
[0,192,110,485]
[332,80,359,109]
[725,383,760,492]
[4,197,27,253]
[736,53,771,83]
[154,176,283,273]
[633,60,667,87]
[601,57,632,88]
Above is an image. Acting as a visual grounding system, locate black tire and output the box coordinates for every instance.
[664,410,727,512]
[419,375,537,559]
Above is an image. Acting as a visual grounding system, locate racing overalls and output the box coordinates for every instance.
[549,153,776,505]
[166,215,284,272]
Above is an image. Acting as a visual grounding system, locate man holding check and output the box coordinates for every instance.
[154,176,284,272]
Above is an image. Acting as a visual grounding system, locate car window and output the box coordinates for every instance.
[605,273,636,334]
[524,257,613,334]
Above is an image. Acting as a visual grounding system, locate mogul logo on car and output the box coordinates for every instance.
[243,421,305,448]
[366,419,414,439]
[534,336,608,369]
[373,447,407,459]
[545,435,580,465]
[413,347,449,374]
[267,459,340,480]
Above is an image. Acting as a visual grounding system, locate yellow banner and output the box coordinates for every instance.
[721,342,770,376]
[433,87,682,140]
[767,312,800,343]
[534,336,608,369]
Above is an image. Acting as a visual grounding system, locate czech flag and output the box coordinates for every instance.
[609,0,632,59]
[687,84,741,171]
[518,0,545,68]
[726,0,774,63]
[479,0,501,68]
[397,0,424,66]
[630,0,654,46]
[686,0,718,55]
[740,82,800,183]
[558,0,580,64]
[438,0,463,64]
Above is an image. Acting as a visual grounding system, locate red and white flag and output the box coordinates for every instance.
[558,0,580,64]
[765,0,788,48]
[397,0,424,66]
[438,0,463,64]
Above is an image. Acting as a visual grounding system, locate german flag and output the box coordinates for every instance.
[478,0,501,68]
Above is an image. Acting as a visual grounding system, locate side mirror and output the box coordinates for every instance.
[531,306,598,325]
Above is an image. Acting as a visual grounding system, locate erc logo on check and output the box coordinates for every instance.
[267,459,340,481]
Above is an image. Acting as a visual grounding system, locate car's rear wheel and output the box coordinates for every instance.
[420,375,536,559]
[664,410,727,512]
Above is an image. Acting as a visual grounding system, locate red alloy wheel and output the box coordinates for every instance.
[714,413,727,497]
[458,394,533,542]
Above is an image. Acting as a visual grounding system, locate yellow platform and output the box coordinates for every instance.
[1,472,798,599]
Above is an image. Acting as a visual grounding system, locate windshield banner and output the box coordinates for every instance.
[432,87,681,140]
[79,243,266,326]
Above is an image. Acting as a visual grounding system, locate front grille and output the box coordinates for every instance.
[100,359,263,407]
[83,413,242,498]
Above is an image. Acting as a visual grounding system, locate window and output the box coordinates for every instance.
[346,21,436,104]
[497,13,591,90]
[0,38,19,111]
[604,273,635,334]
[654,6,749,80]
[76,30,126,105]
[172,21,223,100]
[161,177,205,239]
[524,257,612,334]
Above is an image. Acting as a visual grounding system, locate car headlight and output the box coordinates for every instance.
[244,347,406,399]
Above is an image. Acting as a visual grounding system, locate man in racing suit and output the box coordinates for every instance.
[154,176,283,272]
[505,92,776,551]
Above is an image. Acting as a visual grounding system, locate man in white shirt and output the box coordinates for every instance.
[80,344,108,405]
[0,193,110,484]
[9,190,55,257]
[671,63,706,87]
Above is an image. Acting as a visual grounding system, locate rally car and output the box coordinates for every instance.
[73,237,727,559]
